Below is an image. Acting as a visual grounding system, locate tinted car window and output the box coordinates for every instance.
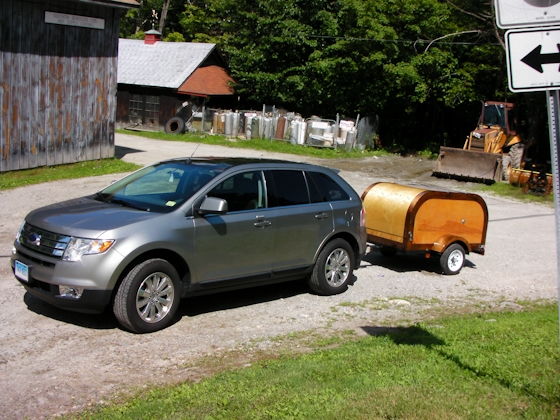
[266,170,309,207]
[208,171,264,212]
[307,171,350,202]
[306,172,325,203]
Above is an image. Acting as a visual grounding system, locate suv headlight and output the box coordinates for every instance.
[62,238,115,262]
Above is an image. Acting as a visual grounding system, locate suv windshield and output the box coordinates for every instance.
[97,161,224,213]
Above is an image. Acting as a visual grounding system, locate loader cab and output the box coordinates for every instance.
[479,101,517,136]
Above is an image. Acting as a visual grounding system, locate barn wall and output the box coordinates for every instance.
[0,0,122,172]
[116,84,182,131]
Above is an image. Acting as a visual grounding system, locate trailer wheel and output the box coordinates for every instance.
[440,244,465,275]
[165,117,185,134]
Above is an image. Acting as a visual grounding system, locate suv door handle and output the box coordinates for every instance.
[254,215,271,228]
[315,212,329,220]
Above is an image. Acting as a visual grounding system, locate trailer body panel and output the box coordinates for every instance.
[361,183,488,254]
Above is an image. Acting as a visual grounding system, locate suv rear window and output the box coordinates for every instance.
[265,170,350,208]
[307,171,350,202]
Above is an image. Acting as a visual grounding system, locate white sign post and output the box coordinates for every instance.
[546,92,560,348]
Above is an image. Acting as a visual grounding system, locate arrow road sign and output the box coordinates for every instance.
[521,44,560,73]
[506,27,560,92]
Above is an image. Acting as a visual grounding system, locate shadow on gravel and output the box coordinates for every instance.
[23,293,118,330]
[115,145,144,160]
[363,249,476,275]
[22,275,359,331]
[21,279,315,330]
[178,279,313,318]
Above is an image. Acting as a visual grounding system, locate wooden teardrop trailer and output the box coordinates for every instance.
[361,183,488,274]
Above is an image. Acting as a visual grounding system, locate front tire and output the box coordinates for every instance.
[114,258,181,333]
[440,244,465,275]
[308,239,354,295]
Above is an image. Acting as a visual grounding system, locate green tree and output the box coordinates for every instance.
[124,0,543,152]
[120,0,185,38]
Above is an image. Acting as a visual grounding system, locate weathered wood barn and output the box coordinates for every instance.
[116,32,236,133]
[0,0,138,172]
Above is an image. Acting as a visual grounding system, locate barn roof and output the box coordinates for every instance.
[178,65,235,96]
[118,39,235,96]
[117,39,218,89]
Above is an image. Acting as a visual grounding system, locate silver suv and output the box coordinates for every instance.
[11,158,367,333]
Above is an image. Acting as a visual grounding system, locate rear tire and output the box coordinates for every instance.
[114,258,181,333]
[439,244,465,275]
[308,239,354,295]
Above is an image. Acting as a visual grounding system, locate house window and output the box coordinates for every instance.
[145,95,160,126]
[129,94,160,126]
[130,94,143,125]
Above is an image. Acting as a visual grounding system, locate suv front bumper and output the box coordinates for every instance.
[11,244,123,314]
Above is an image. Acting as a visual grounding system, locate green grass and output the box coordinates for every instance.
[71,303,559,420]
[473,181,555,206]
[0,159,141,191]
[116,129,390,160]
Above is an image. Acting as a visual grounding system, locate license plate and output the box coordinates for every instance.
[15,260,29,283]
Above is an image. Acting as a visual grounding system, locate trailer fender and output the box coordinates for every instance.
[432,235,470,254]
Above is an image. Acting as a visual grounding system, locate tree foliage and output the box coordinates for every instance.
[120,0,548,154]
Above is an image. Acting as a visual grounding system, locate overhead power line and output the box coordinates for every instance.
[305,33,501,47]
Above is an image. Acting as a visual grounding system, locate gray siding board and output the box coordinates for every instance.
[0,0,124,172]
[16,0,27,171]
[14,2,24,171]
[37,3,49,169]
[90,11,102,161]
[1,1,14,171]
[28,3,43,169]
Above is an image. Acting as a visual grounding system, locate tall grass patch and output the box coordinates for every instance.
[474,182,554,206]
[0,159,140,191]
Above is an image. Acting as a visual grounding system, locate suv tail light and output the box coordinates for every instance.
[360,207,366,227]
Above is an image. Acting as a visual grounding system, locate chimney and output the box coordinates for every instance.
[144,28,162,45]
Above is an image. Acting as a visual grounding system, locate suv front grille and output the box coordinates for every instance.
[19,223,71,259]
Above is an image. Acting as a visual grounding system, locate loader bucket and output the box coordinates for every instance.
[432,146,503,184]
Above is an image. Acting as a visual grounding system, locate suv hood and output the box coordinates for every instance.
[25,196,159,237]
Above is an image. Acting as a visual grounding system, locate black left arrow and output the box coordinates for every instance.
[521,44,560,73]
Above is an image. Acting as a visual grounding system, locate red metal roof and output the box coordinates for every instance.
[178,65,235,96]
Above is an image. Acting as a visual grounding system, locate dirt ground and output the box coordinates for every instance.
[0,134,557,419]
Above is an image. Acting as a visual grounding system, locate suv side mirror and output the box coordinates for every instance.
[198,197,228,215]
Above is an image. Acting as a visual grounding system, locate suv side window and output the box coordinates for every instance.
[266,170,309,207]
[307,171,350,202]
[208,171,264,212]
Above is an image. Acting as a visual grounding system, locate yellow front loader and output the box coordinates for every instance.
[433,101,524,183]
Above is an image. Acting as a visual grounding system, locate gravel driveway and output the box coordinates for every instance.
[0,133,557,419]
